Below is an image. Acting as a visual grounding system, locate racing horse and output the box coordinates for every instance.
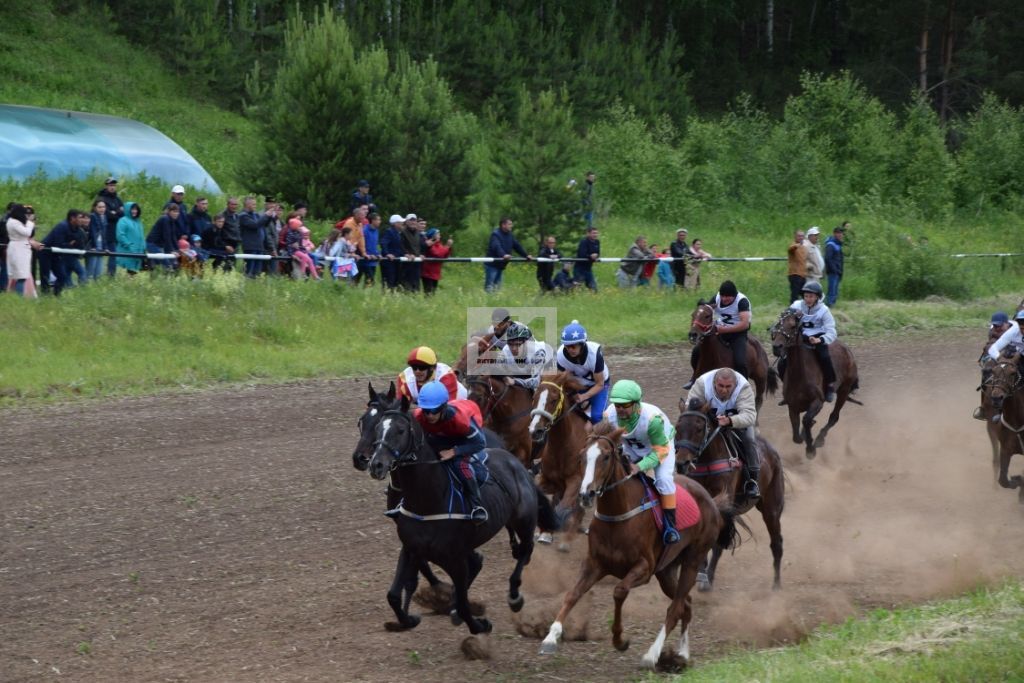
[367,397,559,634]
[688,301,777,412]
[982,353,1024,503]
[464,374,535,468]
[674,398,784,591]
[769,308,861,459]
[353,382,493,621]
[528,371,591,548]
[539,422,738,671]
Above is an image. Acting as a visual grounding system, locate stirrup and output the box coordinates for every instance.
[972,407,986,421]
[744,479,761,500]
[682,379,695,391]
[470,506,489,524]
[662,527,681,545]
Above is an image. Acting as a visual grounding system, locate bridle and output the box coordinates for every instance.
[674,409,723,462]
[689,303,717,344]
[370,410,431,472]
[530,379,570,441]
[768,309,803,359]
[580,434,635,505]
[466,375,510,422]
[983,360,1024,404]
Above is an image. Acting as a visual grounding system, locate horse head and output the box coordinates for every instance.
[465,374,503,418]
[986,353,1023,412]
[367,396,423,481]
[578,422,628,508]
[769,308,802,358]
[674,397,717,468]
[688,300,716,344]
[529,371,582,445]
[353,381,397,471]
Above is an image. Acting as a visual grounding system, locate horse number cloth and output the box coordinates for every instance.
[645,481,701,532]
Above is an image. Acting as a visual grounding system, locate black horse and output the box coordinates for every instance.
[367,396,558,634]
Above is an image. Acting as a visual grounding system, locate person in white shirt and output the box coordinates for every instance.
[986,309,1024,361]
[498,322,554,390]
[804,226,825,284]
[778,281,838,402]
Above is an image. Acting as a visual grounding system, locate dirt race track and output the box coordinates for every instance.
[3,331,1024,682]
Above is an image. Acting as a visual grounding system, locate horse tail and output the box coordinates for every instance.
[713,494,749,551]
[535,485,561,532]
[766,366,779,395]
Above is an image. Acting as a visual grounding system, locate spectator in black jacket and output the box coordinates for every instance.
[96,177,125,246]
[484,217,531,292]
[219,198,242,271]
[350,180,376,214]
[167,184,189,237]
[40,209,89,295]
[187,198,213,248]
[669,228,689,290]
[202,213,232,271]
[573,227,600,291]
[536,235,560,292]
[147,204,184,268]
[239,196,264,277]
[399,213,422,291]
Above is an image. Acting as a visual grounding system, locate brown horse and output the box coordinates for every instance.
[674,399,784,591]
[982,353,1024,503]
[688,301,777,412]
[527,371,591,549]
[538,422,737,671]
[978,357,1004,484]
[464,374,535,468]
[769,308,861,459]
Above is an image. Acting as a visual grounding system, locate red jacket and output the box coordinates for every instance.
[421,242,451,281]
[414,400,486,456]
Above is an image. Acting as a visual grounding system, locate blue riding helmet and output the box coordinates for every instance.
[561,320,587,344]
[418,381,449,410]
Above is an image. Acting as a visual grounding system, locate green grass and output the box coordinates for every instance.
[664,581,1024,683]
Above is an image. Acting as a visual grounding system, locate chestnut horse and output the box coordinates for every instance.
[982,353,1024,503]
[527,371,591,549]
[539,422,738,671]
[688,301,777,412]
[674,398,784,591]
[464,374,535,468]
[769,308,862,459]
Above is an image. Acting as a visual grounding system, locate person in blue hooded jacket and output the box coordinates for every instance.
[116,202,146,275]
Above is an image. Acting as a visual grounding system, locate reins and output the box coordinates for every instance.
[371,410,437,471]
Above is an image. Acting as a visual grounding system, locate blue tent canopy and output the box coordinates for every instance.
[0,104,221,193]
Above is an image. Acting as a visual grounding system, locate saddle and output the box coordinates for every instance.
[638,476,701,532]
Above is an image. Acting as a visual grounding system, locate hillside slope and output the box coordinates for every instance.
[0,0,254,188]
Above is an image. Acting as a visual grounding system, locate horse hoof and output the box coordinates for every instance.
[539,641,558,655]
[470,617,493,635]
[469,599,486,616]
[614,638,631,652]
[450,609,463,626]
[557,542,570,553]
[508,593,525,613]
[537,532,553,544]
[697,580,712,593]
[805,449,817,460]
[384,613,420,631]
[792,435,803,445]
[656,653,690,673]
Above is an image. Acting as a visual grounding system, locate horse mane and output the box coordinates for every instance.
[540,370,585,392]
[592,420,619,437]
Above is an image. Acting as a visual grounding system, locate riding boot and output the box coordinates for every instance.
[661,509,680,545]
[682,376,696,391]
[739,428,761,500]
[460,472,489,524]
[973,406,986,421]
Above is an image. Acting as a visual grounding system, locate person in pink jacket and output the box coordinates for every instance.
[420,227,452,295]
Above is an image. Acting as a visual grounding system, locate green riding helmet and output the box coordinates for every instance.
[609,379,643,404]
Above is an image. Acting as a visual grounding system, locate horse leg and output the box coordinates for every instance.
[704,544,724,590]
[696,550,713,592]
[812,394,848,449]
[759,500,784,591]
[988,423,1002,487]
[450,550,485,626]
[385,548,422,630]
[802,402,823,459]
[997,445,1022,490]
[611,564,652,652]
[788,405,802,444]
[446,555,491,635]
[645,557,699,671]
[540,558,605,655]
[555,481,583,552]
[506,526,534,613]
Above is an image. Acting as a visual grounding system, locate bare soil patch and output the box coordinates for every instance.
[2,331,1022,682]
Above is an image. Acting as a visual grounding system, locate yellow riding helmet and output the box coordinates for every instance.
[407,346,438,366]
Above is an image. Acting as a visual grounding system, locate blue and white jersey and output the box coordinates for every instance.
[499,340,555,389]
[789,299,837,344]
[556,341,609,388]
[988,325,1024,359]
[714,292,751,327]
[703,372,750,416]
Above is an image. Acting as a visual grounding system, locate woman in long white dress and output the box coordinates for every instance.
[5,204,40,298]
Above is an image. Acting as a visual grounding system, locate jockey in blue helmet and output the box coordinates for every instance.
[555,319,611,424]
[413,380,489,523]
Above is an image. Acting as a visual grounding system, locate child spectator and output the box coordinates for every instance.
[285,218,320,280]
[638,242,658,286]
[177,237,202,278]
[421,227,452,295]
[656,246,675,290]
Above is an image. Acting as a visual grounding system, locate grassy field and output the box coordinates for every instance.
[661,581,1024,683]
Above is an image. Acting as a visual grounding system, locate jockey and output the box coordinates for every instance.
[779,281,838,402]
[498,322,554,390]
[685,368,761,501]
[684,280,752,390]
[975,311,1013,421]
[414,381,489,523]
[987,311,1012,347]
[985,310,1024,361]
[603,380,680,545]
[555,320,611,423]
[397,346,468,404]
